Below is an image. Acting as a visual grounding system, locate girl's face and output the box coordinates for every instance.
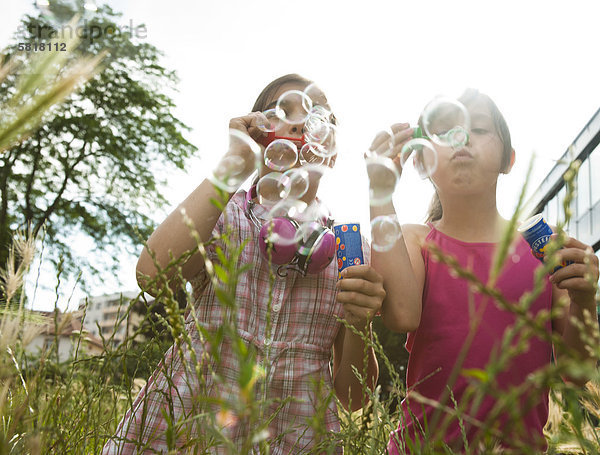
[429,97,508,196]
[258,82,335,203]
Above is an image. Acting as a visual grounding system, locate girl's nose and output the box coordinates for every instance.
[282,123,303,139]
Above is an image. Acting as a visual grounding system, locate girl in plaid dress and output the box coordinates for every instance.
[103,74,385,454]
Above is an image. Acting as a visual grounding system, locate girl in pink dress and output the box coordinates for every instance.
[103,74,385,454]
[369,89,599,453]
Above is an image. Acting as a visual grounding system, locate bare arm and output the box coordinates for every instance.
[137,112,269,296]
[136,179,232,296]
[332,265,384,411]
[371,203,424,333]
[367,123,424,333]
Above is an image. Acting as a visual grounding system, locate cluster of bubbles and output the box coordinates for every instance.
[367,96,472,251]
[210,84,337,247]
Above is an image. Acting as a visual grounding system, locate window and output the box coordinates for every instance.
[591,200,600,244]
[577,211,593,246]
[557,186,567,225]
[43,337,54,351]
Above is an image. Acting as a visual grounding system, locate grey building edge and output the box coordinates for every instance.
[524,107,600,252]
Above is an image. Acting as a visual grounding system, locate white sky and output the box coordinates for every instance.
[4,0,600,311]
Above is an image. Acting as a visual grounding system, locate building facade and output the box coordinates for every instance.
[526,107,600,264]
[79,291,144,346]
[27,309,104,362]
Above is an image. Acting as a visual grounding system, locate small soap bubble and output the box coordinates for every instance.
[365,156,400,206]
[302,142,336,162]
[280,168,310,200]
[367,128,397,158]
[209,129,261,192]
[301,163,330,188]
[371,216,402,252]
[267,198,308,221]
[300,143,327,165]
[264,199,308,246]
[304,112,331,144]
[257,108,284,133]
[264,139,298,171]
[400,138,439,179]
[302,83,330,113]
[276,90,312,125]
[310,104,333,120]
[256,172,287,206]
[421,97,471,147]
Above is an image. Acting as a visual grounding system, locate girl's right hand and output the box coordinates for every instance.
[210,112,271,191]
[368,123,415,176]
[229,111,270,144]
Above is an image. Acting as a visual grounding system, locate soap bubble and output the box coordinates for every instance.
[256,172,288,206]
[421,97,470,147]
[367,127,398,158]
[400,138,438,179]
[302,83,330,114]
[300,163,330,188]
[210,129,261,192]
[371,216,402,252]
[276,90,312,125]
[257,108,284,133]
[280,168,310,200]
[264,199,308,245]
[300,143,327,165]
[264,139,298,171]
[304,111,331,144]
[300,142,336,166]
[365,155,400,206]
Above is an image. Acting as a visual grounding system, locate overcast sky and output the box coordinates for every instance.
[4,0,600,311]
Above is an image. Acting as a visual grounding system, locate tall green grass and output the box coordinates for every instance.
[1,28,599,453]
[1,163,598,454]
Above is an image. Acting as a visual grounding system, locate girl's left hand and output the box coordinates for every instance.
[549,234,599,304]
[336,265,386,330]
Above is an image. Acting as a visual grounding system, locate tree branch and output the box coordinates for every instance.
[33,140,89,236]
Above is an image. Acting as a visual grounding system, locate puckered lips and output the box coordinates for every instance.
[451,149,474,161]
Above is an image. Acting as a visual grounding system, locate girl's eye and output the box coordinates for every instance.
[472,128,488,134]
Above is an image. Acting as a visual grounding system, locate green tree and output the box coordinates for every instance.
[0,2,197,294]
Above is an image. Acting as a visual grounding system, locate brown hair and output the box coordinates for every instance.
[251,73,337,125]
[425,89,513,222]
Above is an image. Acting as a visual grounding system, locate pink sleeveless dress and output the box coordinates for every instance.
[388,223,553,454]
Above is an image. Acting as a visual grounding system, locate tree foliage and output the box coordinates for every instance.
[0,2,197,292]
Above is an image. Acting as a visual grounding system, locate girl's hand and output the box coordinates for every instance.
[368,123,415,175]
[229,111,270,144]
[549,234,599,306]
[336,265,386,330]
[212,112,270,191]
